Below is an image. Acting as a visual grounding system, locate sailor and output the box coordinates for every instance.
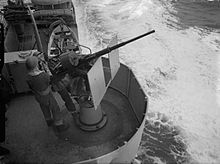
[50,50,80,115]
[32,51,78,116]
[51,75,78,115]
[25,56,68,132]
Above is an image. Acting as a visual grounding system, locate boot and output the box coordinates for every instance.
[55,123,69,132]
[46,119,54,127]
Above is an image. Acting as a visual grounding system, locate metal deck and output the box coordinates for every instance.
[5,87,139,163]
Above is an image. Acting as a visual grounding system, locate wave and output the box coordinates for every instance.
[138,112,192,164]
[1,0,219,163]
[74,0,220,163]
[158,0,220,30]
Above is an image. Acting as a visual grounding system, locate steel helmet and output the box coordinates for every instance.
[25,56,39,71]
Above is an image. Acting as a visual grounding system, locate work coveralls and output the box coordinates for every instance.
[27,71,63,126]
[52,79,77,113]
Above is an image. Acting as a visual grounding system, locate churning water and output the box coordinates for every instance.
[73,0,220,163]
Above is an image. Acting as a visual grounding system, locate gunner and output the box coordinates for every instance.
[25,56,68,132]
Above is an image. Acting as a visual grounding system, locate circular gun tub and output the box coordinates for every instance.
[5,63,148,164]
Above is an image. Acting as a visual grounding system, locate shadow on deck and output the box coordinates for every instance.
[5,87,139,163]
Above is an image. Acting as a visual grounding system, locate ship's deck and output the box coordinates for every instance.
[5,87,139,163]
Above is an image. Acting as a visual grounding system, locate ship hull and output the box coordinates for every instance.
[5,61,148,163]
[2,1,148,162]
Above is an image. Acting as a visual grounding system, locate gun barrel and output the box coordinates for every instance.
[82,30,155,64]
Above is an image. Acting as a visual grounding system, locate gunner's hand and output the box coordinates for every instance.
[69,52,80,66]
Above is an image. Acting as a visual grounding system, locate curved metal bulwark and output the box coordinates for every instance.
[75,61,148,164]
[2,1,149,163]
[4,61,148,163]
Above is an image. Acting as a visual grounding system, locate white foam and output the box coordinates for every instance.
[73,0,220,163]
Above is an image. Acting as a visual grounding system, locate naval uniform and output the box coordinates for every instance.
[27,71,63,126]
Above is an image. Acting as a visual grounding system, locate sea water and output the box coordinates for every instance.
[72,0,220,163]
[1,0,220,163]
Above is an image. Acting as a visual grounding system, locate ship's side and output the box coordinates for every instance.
[2,0,148,163]
[4,60,147,163]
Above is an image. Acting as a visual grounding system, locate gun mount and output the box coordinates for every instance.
[50,30,155,82]
[2,0,154,162]
[53,30,155,72]
[46,30,155,131]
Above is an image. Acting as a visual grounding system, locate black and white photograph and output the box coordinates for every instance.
[0,0,220,163]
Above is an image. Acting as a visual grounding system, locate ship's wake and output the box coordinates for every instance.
[138,113,192,164]
[74,0,220,163]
